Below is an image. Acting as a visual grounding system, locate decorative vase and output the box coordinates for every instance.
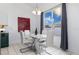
[35,28,38,35]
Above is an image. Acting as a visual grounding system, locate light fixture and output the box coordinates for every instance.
[32,4,41,15]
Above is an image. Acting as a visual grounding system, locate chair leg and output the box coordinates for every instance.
[20,49,32,53]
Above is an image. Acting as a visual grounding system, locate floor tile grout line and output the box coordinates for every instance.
[12,44,20,55]
[16,43,24,55]
[8,44,18,55]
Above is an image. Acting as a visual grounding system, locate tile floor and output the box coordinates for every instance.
[1,44,36,55]
[0,43,73,55]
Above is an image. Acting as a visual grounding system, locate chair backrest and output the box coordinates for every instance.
[20,30,32,44]
[24,30,30,37]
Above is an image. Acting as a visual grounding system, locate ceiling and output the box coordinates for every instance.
[26,3,59,11]
[26,3,58,8]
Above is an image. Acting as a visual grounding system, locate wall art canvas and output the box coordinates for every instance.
[43,11,54,28]
[18,17,30,32]
[43,4,62,35]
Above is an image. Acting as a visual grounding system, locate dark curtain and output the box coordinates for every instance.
[40,12,43,34]
[60,3,68,50]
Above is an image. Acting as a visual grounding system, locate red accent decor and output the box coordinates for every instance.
[18,17,30,32]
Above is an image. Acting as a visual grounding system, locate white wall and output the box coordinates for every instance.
[67,3,79,54]
[0,3,37,45]
[0,12,8,25]
[38,3,79,54]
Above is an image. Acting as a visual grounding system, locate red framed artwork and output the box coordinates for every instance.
[18,17,30,32]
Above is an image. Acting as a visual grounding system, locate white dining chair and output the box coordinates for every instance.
[20,30,35,53]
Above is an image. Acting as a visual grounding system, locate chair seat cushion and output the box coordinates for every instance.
[23,39,33,44]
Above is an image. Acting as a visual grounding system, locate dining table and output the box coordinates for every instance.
[30,34,47,54]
